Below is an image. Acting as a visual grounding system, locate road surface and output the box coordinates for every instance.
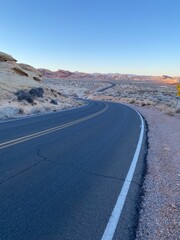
[97,82,116,92]
[0,101,146,240]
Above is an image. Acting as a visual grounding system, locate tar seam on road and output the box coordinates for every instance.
[101,110,145,240]
[0,104,108,149]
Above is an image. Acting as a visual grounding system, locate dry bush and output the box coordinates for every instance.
[141,102,146,107]
[175,108,180,114]
[165,109,175,116]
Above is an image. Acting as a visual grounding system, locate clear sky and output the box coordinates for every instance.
[0,0,180,75]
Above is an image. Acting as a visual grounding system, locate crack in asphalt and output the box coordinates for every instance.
[86,171,142,186]
[0,159,44,185]
[0,147,142,187]
[37,148,142,187]
[37,148,48,161]
[0,149,46,185]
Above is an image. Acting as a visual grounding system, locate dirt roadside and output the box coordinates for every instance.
[133,106,180,240]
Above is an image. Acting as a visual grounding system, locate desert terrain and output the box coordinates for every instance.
[0,52,82,120]
[41,71,179,240]
[1,51,179,120]
[0,51,179,239]
[40,71,180,240]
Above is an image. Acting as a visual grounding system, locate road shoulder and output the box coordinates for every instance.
[133,107,179,240]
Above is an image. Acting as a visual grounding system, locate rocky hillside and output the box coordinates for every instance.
[1,53,42,81]
[0,51,81,119]
[0,51,42,93]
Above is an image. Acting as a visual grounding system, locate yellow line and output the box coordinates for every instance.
[0,104,109,149]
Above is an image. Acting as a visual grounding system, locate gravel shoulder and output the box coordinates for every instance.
[132,106,180,240]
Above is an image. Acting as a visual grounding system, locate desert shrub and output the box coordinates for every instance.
[29,87,44,98]
[175,108,180,114]
[19,108,24,114]
[166,103,172,107]
[50,99,58,105]
[15,87,44,103]
[15,90,34,103]
[165,109,175,116]
[141,102,146,107]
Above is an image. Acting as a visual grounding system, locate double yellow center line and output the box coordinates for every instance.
[0,104,109,149]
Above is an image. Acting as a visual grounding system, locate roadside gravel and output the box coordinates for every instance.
[133,107,180,240]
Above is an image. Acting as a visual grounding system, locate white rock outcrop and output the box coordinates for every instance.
[0,51,81,119]
[0,51,42,94]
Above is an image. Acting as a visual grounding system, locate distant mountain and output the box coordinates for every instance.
[38,68,139,80]
[38,68,96,80]
[38,68,179,84]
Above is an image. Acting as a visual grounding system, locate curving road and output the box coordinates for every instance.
[97,82,116,92]
[0,101,146,240]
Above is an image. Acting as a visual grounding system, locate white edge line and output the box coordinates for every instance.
[101,109,145,240]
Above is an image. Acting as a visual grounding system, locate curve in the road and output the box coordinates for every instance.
[0,104,108,149]
[0,101,146,240]
[97,82,116,92]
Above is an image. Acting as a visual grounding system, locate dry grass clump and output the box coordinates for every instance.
[165,109,175,116]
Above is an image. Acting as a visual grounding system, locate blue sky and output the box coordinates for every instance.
[0,0,180,75]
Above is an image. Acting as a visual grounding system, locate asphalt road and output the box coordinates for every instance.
[97,82,116,92]
[0,101,146,240]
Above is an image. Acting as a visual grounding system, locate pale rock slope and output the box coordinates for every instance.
[0,51,81,119]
